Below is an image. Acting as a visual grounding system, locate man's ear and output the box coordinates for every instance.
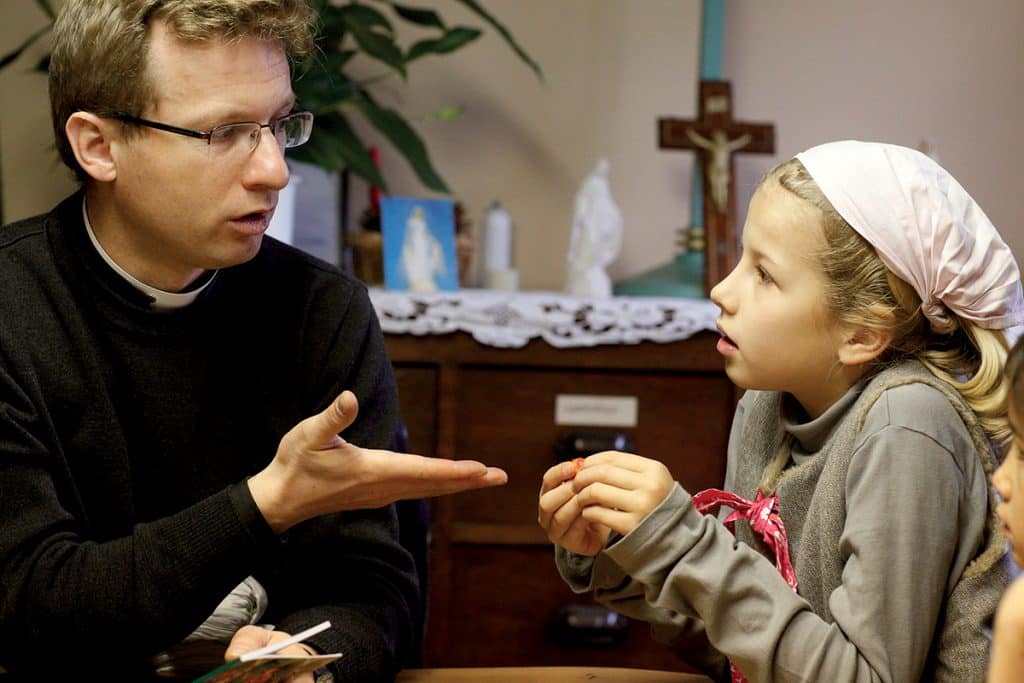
[65,112,119,183]
[837,319,894,367]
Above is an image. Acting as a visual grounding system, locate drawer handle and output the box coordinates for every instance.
[545,604,631,649]
[554,430,635,461]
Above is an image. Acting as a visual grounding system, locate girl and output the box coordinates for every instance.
[539,140,1024,682]
[989,338,1024,682]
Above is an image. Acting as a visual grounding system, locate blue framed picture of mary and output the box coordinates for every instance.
[380,196,459,292]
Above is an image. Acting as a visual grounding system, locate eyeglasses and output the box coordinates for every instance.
[113,111,314,158]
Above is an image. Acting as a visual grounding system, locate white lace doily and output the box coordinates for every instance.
[369,288,720,349]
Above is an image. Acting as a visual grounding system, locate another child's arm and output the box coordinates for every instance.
[988,574,1024,682]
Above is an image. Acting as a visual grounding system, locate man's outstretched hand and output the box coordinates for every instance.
[248,391,508,533]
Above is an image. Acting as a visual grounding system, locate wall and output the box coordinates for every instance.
[0,2,76,223]
[724,0,1024,258]
[2,1,1023,293]
[343,0,700,290]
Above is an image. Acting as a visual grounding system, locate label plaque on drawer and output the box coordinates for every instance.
[555,394,638,427]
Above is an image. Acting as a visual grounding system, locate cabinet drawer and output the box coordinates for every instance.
[450,366,731,528]
[385,332,733,668]
[441,545,697,671]
[393,364,438,455]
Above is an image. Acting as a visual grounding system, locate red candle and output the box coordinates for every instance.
[369,146,382,212]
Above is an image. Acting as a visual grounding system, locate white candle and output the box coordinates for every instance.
[483,201,513,271]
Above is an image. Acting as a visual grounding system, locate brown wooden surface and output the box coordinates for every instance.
[658,80,775,293]
[396,667,712,682]
[387,331,735,670]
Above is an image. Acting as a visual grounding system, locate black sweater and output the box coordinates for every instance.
[0,192,418,681]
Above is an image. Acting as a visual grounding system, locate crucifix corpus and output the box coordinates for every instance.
[659,80,775,294]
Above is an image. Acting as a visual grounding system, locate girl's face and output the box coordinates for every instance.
[709,181,857,419]
[994,408,1024,566]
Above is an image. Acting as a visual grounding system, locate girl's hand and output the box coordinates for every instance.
[538,460,610,556]
[572,451,675,537]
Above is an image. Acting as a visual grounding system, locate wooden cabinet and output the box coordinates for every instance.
[385,331,736,670]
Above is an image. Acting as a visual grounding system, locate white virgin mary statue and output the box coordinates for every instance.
[565,159,623,298]
[401,206,446,292]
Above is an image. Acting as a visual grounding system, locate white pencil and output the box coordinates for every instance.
[239,620,332,661]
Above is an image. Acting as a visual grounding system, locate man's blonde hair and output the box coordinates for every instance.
[766,157,1011,446]
[49,0,316,181]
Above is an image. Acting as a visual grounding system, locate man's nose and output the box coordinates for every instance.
[243,132,290,191]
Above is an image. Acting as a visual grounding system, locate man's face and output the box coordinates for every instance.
[101,19,294,291]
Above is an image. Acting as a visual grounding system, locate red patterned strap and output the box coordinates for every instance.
[691,488,798,683]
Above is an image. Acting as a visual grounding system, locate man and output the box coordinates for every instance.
[0,1,506,681]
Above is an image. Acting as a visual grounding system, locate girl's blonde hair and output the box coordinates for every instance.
[767,157,1011,446]
[50,0,316,182]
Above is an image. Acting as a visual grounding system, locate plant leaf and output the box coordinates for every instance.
[425,105,464,122]
[286,111,388,190]
[407,27,480,62]
[350,94,448,194]
[313,3,349,50]
[34,0,56,21]
[339,3,395,36]
[292,52,361,115]
[0,24,51,71]
[340,5,407,78]
[451,0,542,80]
[391,3,446,30]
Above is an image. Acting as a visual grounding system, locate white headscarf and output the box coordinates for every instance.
[796,140,1024,333]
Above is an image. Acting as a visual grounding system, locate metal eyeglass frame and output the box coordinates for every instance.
[112,111,314,153]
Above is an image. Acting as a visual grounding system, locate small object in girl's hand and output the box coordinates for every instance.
[571,457,586,476]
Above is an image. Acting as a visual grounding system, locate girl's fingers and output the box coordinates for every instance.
[581,451,654,473]
[573,463,648,493]
[540,461,578,495]
[538,480,576,529]
[547,498,586,543]
[581,505,636,537]
[575,480,642,513]
[543,490,592,546]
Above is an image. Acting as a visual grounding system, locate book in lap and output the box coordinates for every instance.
[190,621,341,683]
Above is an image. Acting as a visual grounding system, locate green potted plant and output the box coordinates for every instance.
[291,0,540,194]
[286,0,541,282]
[1,0,541,196]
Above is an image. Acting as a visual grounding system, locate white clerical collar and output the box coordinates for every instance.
[82,199,215,310]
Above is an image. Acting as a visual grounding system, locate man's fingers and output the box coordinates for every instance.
[364,449,493,480]
[354,449,508,499]
[413,470,508,498]
[305,391,359,448]
[224,625,275,660]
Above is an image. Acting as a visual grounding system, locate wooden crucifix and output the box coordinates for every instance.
[659,80,775,294]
